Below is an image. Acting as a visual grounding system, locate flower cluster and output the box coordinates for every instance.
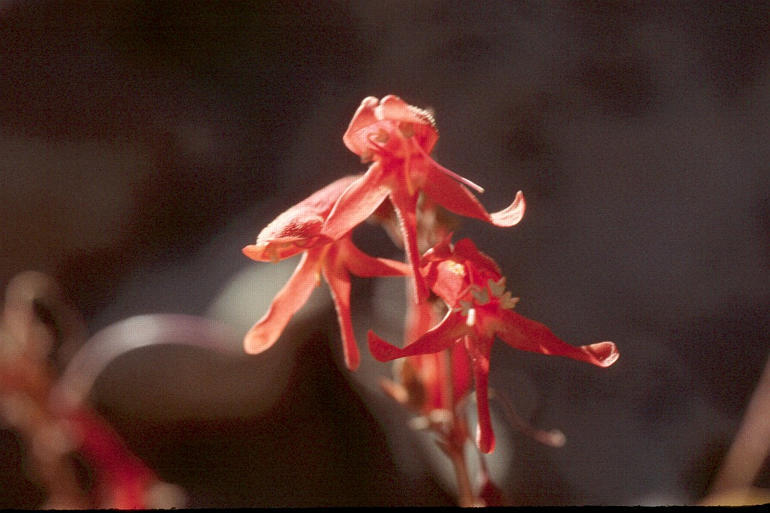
[368,235,618,453]
[0,271,178,509]
[243,95,619,500]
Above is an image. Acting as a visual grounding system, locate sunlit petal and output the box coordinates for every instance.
[465,334,495,453]
[368,309,467,362]
[322,163,390,242]
[489,190,526,227]
[422,167,525,228]
[321,259,359,371]
[243,251,320,354]
[495,308,619,367]
[343,96,380,156]
[337,236,410,277]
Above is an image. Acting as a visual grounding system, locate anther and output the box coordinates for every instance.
[466,307,477,327]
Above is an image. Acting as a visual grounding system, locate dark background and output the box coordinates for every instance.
[1,0,768,507]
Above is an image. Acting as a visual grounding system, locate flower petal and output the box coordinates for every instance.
[489,190,526,227]
[421,165,526,227]
[243,251,320,354]
[374,95,422,123]
[375,96,438,148]
[465,334,496,453]
[244,175,361,262]
[367,309,467,362]
[336,236,410,277]
[242,241,304,263]
[494,309,619,367]
[256,175,360,244]
[321,258,359,371]
[343,96,380,156]
[322,163,390,242]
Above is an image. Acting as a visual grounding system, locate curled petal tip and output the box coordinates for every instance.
[489,190,526,227]
[586,341,619,367]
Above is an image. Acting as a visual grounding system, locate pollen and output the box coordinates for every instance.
[446,260,466,277]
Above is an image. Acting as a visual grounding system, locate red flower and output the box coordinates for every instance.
[380,296,473,417]
[66,409,155,509]
[243,175,409,370]
[368,236,619,453]
[322,95,526,303]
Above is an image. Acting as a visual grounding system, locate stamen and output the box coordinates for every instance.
[466,307,476,327]
[446,261,466,277]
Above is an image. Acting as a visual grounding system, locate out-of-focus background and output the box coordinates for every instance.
[1,0,768,507]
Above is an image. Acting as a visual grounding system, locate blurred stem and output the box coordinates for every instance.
[709,354,770,494]
[447,439,475,507]
[442,348,476,507]
[52,314,239,409]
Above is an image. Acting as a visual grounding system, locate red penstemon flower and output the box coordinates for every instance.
[321,95,526,303]
[242,174,409,370]
[379,295,473,419]
[368,236,619,453]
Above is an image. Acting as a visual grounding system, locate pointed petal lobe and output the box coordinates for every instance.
[321,259,359,371]
[489,190,526,227]
[367,309,467,362]
[343,96,380,156]
[467,335,495,453]
[243,252,320,354]
[336,237,410,277]
[495,309,619,367]
[422,165,525,227]
[322,163,390,242]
